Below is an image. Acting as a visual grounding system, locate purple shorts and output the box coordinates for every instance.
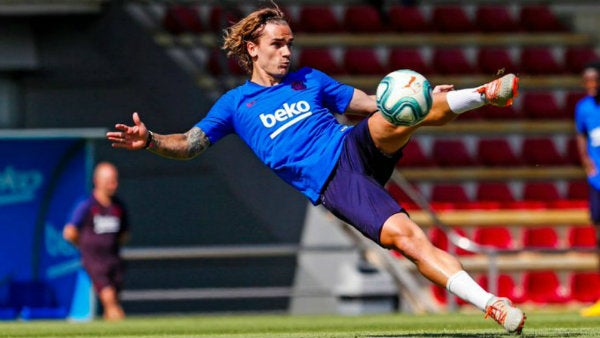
[319,117,407,244]
[83,257,124,294]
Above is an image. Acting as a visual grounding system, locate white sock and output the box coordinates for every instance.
[446,88,486,114]
[446,270,494,311]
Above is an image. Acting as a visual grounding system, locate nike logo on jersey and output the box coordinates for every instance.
[259,100,312,139]
[246,100,256,108]
[291,81,307,90]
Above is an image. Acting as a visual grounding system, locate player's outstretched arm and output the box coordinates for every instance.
[106,112,209,160]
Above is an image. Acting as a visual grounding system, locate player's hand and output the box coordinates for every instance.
[584,159,597,177]
[106,112,149,150]
[432,84,454,94]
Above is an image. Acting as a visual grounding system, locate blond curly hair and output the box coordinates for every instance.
[222,5,288,74]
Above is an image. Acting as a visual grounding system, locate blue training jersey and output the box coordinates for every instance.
[196,67,355,204]
[575,95,600,189]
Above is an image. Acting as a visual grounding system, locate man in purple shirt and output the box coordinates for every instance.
[63,162,129,321]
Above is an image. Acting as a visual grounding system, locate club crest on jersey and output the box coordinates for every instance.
[291,81,306,91]
[259,100,313,139]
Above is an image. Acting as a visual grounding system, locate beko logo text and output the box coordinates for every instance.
[259,101,312,139]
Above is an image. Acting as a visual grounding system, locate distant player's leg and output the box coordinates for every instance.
[99,286,125,321]
[380,215,525,334]
[89,261,125,321]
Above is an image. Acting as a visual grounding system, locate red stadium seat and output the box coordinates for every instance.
[432,139,477,167]
[343,48,385,75]
[522,227,559,248]
[476,182,517,204]
[397,139,436,167]
[521,92,567,119]
[523,182,562,202]
[519,5,567,32]
[432,48,475,75]
[476,139,523,167]
[431,184,470,204]
[565,47,600,74]
[432,6,476,33]
[162,5,204,34]
[207,48,245,76]
[567,180,589,201]
[566,137,582,166]
[298,6,341,33]
[522,271,569,303]
[209,6,243,32]
[521,138,567,166]
[477,104,523,120]
[388,48,431,75]
[477,47,519,75]
[388,6,432,33]
[478,274,525,303]
[520,47,564,75]
[565,91,587,118]
[569,272,600,303]
[568,226,596,248]
[473,227,514,249]
[298,48,344,75]
[475,6,520,32]
[503,200,548,210]
[343,5,386,33]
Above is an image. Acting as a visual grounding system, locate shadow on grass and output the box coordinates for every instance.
[367,335,503,338]
[368,332,584,338]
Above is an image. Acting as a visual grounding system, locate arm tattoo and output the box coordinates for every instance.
[148,127,210,160]
[185,127,210,158]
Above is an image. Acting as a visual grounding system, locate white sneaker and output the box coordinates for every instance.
[485,297,526,335]
[477,73,519,107]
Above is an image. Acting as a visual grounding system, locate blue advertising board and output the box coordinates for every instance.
[0,130,103,321]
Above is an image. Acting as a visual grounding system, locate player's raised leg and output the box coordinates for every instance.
[369,73,519,155]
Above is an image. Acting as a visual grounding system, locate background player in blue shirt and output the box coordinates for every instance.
[107,5,524,334]
[63,162,129,321]
[575,61,600,317]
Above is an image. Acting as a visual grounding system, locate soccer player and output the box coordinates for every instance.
[63,162,129,321]
[107,5,525,333]
[575,61,600,317]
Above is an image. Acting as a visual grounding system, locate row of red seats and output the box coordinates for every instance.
[163,4,568,35]
[401,137,581,168]
[430,226,594,252]
[423,226,599,305]
[207,46,598,77]
[302,47,596,76]
[387,180,588,210]
[429,226,598,304]
[433,271,600,305]
[458,91,586,121]
[292,5,567,34]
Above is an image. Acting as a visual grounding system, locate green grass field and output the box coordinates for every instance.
[1,310,599,338]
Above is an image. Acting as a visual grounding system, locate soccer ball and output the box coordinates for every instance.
[375,69,433,126]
